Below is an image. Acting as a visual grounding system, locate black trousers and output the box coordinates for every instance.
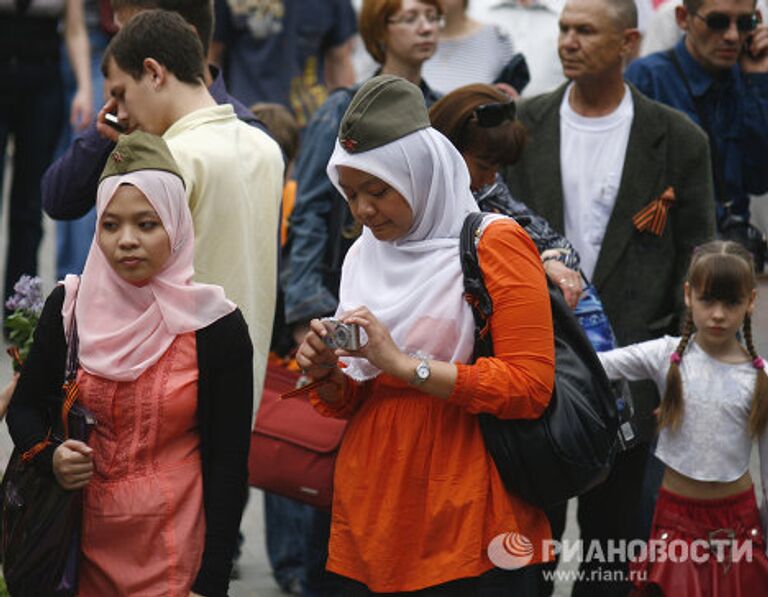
[540,442,650,597]
[336,565,539,596]
[0,58,63,315]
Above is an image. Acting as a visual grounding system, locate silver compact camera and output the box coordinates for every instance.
[321,318,362,351]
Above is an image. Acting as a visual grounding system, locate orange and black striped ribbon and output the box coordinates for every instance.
[61,380,80,440]
[20,380,81,463]
[21,432,51,463]
[633,187,676,236]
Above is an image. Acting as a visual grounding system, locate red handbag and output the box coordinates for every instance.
[248,365,347,509]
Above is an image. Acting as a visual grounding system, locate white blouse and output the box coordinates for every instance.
[598,336,767,498]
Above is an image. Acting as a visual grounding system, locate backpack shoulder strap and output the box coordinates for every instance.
[460,213,494,360]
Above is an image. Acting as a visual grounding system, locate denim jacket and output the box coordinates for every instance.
[475,174,580,270]
[281,78,440,326]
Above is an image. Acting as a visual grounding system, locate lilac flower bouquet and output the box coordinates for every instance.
[5,275,44,371]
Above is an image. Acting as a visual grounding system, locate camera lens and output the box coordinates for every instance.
[333,327,350,347]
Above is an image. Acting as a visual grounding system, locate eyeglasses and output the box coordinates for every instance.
[693,11,759,33]
[387,11,446,29]
[472,102,517,128]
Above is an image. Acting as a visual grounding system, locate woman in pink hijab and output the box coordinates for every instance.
[7,131,254,597]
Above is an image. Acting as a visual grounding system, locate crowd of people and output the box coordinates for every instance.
[1,0,767,595]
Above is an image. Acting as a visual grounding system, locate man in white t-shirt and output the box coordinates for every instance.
[506,0,715,594]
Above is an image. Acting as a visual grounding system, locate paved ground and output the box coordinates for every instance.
[1,153,766,594]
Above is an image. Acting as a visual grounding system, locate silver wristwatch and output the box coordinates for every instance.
[411,353,431,386]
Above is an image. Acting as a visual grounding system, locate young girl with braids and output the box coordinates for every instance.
[597,240,768,595]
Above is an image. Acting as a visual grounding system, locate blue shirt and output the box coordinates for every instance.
[625,38,768,221]
[214,0,357,126]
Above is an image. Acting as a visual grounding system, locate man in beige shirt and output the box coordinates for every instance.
[102,9,284,405]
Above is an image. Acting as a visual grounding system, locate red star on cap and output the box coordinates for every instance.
[112,151,125,163]
[341,138,357,151]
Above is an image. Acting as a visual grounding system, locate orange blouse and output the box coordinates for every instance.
[310,219,555,592]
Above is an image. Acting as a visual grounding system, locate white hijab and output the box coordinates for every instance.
[327,127,486,381]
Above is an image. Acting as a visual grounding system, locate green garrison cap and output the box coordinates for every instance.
[338,75,430,154]
[99,130,184,184]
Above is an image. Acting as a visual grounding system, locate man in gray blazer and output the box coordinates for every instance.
[506,0,716,594]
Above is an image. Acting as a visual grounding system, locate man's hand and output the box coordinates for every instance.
[740,24,768,73]
[95,97,126,142]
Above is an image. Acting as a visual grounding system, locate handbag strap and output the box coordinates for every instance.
[61,316,81,439]
[65,316,79,382]
[666,49,731,212]
[20,310,82,462]
[460,212,495,362]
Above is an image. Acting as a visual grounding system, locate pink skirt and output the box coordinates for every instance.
[631,486,768,596]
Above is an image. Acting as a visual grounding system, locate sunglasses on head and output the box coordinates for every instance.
[472,102,517,128]
[693,11,759,33]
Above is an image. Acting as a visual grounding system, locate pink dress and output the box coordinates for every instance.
[77,333,205,596]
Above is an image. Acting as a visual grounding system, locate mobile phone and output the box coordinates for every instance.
[104,112,125,132]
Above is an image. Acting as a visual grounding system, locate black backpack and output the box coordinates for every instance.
[460,213,618,508]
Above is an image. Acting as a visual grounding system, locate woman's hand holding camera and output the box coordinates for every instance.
[337,307,408,376]
[296,319,342,380]
[53,439,94,490]
[297,308,408,378]
[342,307,458,398]
[299,307,459,399]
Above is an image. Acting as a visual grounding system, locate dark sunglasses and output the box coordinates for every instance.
[472,102,517,128]
[693,11,759,32]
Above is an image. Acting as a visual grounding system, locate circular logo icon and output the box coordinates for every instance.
[487,532,534,569]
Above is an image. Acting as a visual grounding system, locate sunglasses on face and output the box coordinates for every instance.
[693,11,759,33]
[472,102,517,128]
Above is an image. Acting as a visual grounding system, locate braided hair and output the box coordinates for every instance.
[743,313,768,437]
[658,310,694,432]
[658,241,767,436]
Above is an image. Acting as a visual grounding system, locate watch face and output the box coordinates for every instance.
[416,362,430,380]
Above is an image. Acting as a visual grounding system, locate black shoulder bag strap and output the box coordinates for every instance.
[666,49,731,213]
[20,314,82,462]
[459,213,495,362]
[60,315,83,441]
[65,316,79,384]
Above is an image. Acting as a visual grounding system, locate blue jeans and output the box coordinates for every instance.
[264,493,342,596]
[264,492,311,591]
[54,28,110,280]
[0,57,63,307]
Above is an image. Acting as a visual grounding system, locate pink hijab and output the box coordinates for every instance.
[62,169,236,382]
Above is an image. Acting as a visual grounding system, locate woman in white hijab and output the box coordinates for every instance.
[296,75,556,595]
